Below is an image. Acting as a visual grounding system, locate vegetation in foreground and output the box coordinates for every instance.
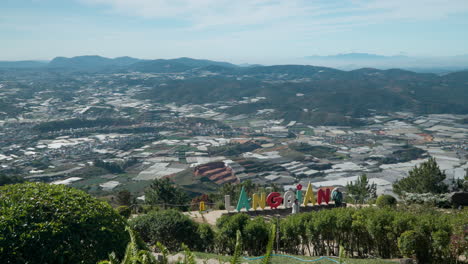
[0,182,129,264]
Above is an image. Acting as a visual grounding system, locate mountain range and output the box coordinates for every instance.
[1,54,468,74]
[1,55,467,126]
[302,53,468,73]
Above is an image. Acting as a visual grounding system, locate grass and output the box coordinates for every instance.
[192,252,399,264]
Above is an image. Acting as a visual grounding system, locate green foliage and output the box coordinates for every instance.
[230,230,243,264]
[99,227,158,264]
[155,242,169,264]
[116,190,132,206]
[346,174,377,203]
[380,145,426,164]
[261,224,276,264]
[398,230,428,262]
[243,217,271,256]
[181,243,196,264]
[0,174,24,186]
[117,205,132,218]
[0,182,129,264]
[338,245,345,264]
[272,206,465,263]
[289,143,338,159]
[145,178,190,210]
[376,195,397,208]
[393,158,448,196]
[196,223,215,252]
[402,192,452,208]
[94,158,138,174]
[216,213,249,254]
[129,209,200,251]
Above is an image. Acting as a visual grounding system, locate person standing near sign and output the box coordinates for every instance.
[292,199,299,214]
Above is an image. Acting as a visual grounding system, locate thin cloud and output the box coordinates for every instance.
[80,0,468,30]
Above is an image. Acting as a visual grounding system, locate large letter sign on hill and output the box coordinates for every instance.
[226,183,339,213]
[266,192,283,209]
[252,192,266,210]
[317,188,331,205]
[236,186,251,212]
[303,183,316,206]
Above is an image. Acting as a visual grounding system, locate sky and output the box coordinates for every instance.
[1,0,468,64]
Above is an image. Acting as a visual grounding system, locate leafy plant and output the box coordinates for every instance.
[155,242,169,264]
[230,230,243,264]
[376,194,397,208]
[99,227,158,264]
[346,174,377,203]
[129,209,201,251]
[261,224,276,264]
[181,243,196,264]
[0,182,129,264]
[393,158,448,195]
[145,178,190,210]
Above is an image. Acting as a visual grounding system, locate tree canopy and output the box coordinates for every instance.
[346,174,377,203]
[0,182,129,264]
[145,178,190,210]
[393,158,448,195]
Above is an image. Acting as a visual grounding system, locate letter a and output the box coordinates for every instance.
[236,186,251,212]
[252,193,266,210]
[302,182,316,206]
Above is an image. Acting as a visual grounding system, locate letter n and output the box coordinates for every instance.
[317,188,331,205]
[252,193,266,210]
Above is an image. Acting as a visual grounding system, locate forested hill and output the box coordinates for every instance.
[134,68,468,125]
[2,56,468,125]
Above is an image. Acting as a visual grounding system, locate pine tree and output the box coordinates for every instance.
[393,158,448,195]
[346,174,377,203]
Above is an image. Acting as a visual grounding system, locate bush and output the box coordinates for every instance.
[216,213,249,254]
[196,223,215,252]
[376,194,397,208]
[243,217,270,256]
[398,230,429,263]
[403,192,452,208]
[129,209,200,251]
[117,205,132,218]
[0,182,129,264]
[216,201,226,210]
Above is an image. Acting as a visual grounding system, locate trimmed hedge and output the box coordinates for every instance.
[0,182,129,264]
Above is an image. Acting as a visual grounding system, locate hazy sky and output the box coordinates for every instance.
[2,0,468,64]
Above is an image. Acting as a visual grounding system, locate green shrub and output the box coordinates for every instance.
[376,194,397,208]
[216,213,249,254]
[216,201,226,210]
[243,217,270,256]
[196,223,215,252]
[0,182,129,264]
[117,205,132,218]
[398,230,429,263]
[129,209,200,251]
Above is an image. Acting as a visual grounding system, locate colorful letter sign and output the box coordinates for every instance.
[252,193,266,210]
[236,187,251,212]
[283,190,295,208]
[302,183,316,206]
[266,192,283,209]
[224,183,336,213]
[317,188,331,205]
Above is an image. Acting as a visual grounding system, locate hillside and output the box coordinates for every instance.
[134,66,468,125]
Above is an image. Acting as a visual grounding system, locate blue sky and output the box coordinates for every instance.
[1,0,468,64]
